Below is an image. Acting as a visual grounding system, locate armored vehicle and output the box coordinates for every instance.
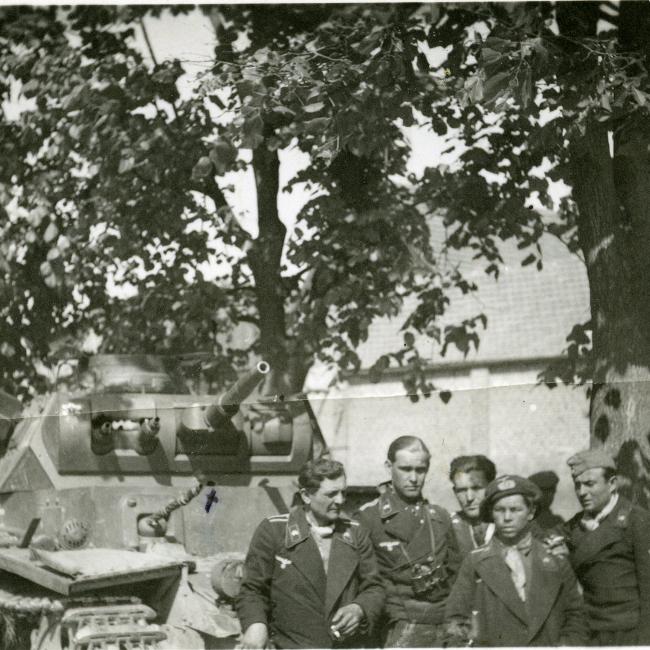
[0,355,322,649]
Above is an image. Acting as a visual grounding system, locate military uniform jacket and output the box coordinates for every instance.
[357,487,460,624]
[564,496,650,642]
[451,512,494,559]
[236,507,385,649]
[445,537,587,647]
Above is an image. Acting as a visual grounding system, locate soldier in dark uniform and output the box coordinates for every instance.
[445,475,587,647]
[236,458,384,649]
[528,470,564,534]
[357,436,460,647]
[564,448,650,646]
[448,455,497,558]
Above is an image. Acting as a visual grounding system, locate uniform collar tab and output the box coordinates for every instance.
[285,507,311,548]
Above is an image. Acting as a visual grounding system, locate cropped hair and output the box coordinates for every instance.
[387,436,431,462]
[449,455,497,483]
[298,457,345,493]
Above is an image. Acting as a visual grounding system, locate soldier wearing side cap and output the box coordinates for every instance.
[357,436,460,647]
[445,475,587,647]
[564,448,650,646]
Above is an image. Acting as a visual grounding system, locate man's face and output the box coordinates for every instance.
[452,470,489,521]
[387,448,430,502]
[573,468,616,515]
[492,494,534,541]
[302,475,346,525]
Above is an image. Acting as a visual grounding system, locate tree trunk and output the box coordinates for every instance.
[247,143,313,397]
[570,120,650,507]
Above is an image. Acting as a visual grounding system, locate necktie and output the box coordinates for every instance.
[504,546,527,602]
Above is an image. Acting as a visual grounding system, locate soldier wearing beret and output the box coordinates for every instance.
[236,458,385,649]
[448,455,497,559]
[445,475,587,647]
[357,436,460,647]
[564,448,650,645]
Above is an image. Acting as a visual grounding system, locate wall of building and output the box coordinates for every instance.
[310,359,590,519]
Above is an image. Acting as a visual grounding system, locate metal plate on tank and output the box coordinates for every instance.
[0,548,182,595]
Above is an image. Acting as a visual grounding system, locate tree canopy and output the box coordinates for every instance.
[2,3,650,498]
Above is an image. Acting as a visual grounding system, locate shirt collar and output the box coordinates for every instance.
[306,511,334,538]
[581,493,619,529]
[496,531,533,556]
[378,483,426,518]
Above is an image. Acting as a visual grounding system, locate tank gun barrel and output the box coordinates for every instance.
[204,361,270,429]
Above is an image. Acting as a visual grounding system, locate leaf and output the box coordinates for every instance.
[118,157,135,174]
[483,71,511,104]
[480,48,502,65]
[21,79,39,98]
[600,93,611,112]
[403,332,415,348]
[439,390,452,404]
[208,94,226,110]
[466,76,484,103]
[632,87,647,107]
[521,253,536,266]
[303,102,325,114]
[416,52,430,72]
[304,117,330,135]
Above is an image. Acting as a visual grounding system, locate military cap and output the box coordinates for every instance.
[567,448,616,478]
[528,470,559,490]
[480,474,541,522]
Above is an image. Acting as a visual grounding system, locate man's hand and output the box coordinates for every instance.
[330,603,364,639]
[543,535,569,558]
[238,622,269,649]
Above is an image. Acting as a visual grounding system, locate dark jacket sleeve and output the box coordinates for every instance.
[235,519,276,632]
[444,554,475,622]
[351,524,386,635]
[440,508,462,585]
[444,554,476,645]
[557,558,588,646]
[630,507,650,644]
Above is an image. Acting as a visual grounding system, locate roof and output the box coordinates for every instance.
[356,222,590,369]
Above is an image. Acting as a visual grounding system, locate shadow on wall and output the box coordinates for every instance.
[616,439,650,511]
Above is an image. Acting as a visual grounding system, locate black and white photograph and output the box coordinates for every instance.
[1,1,649,648]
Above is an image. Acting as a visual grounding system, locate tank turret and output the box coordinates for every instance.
[0,355,324,649]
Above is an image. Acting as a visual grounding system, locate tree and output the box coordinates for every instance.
[3,3,650,503]
[408,1,650,504]
[0,4,457,401]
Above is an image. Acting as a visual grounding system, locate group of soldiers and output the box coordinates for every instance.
[235,436,650,648]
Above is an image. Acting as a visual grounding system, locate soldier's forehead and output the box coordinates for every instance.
[393,448,430,464]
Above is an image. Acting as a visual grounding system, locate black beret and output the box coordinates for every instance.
[480,474,541,522]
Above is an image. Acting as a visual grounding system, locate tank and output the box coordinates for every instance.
[0,355,324,649]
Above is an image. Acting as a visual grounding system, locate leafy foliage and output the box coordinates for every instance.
[2,2,649,403]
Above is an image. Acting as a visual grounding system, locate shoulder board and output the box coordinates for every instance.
[267,514,289,522]
[358,498,379,512]
[428,504,451,520]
